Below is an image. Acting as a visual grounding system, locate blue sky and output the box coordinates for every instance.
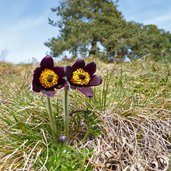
[0,0,58,63]
[0,0,171,63]
[118,0,171,32]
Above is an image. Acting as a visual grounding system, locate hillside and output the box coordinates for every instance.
[0,58,171,170]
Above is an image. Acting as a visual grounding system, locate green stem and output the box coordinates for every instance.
[46,96,57,143]
[82,130,90,143]
[64,85,69,140]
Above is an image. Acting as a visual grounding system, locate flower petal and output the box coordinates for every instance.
[55,78,66,89]
[84,62,96,75]
[72,59,85,71]
[65,66,73,80]
[40,56,54,69]
[77,87,93,97]
[32,79,41,92]
[88,75,102,86]
[33,67,42,79]
[41,89,56,97]
[53,66,65,78]
[32,67,42,92]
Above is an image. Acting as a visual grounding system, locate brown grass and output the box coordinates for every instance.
[0,59,171,170]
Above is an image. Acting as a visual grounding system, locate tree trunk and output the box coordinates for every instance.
[89,38,97,55]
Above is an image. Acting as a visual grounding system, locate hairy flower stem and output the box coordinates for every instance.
[46,96,57,143]
[63,85,69,140]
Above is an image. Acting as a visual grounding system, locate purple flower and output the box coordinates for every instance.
[32,56,66,97]
[66,59,102,97]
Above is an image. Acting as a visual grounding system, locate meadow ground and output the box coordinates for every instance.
[0,58,171,170]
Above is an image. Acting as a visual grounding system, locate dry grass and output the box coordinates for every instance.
[0,58,171,170]
[74,107,171,171]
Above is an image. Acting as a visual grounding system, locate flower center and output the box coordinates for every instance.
[71,68,91,85]
[39,69,58,88]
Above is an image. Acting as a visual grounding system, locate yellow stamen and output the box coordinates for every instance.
[39,69,58,88]
[71,68,90,85]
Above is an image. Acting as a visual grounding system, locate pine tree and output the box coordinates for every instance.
[128,24,171,61]
[45,0,171,61]
[45,0,124,59]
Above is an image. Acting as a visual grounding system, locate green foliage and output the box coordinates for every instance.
[46,0,171,61]
[45,0,125,59]
[35,144,93,171]
[128,24,171,61]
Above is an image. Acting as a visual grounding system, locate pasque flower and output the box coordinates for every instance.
[32,56,66,97]
[66,59,102,97]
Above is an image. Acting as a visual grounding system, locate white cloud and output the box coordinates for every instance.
[135,11,171,31]
[144,11,171,24]
[118,1,171,32]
